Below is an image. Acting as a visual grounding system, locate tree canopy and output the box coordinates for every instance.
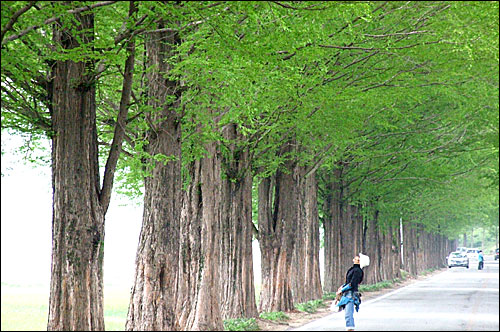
[2,0,498,238]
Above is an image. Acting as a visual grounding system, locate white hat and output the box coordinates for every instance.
[359,253,370,269]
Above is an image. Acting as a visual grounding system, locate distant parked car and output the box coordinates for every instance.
[495,248,499,261]
[466,248,480,261]
[456,247,467,255]
[447,252,469,268]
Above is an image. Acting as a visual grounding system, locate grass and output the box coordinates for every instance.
[259,311,289,322]
[223,317,260,331]
[420,267,438,276]
[2,281,261,331]
[1,283,129,331]
[1,289,49,331]
[295,299,326,313]
[102,288,130,331]
[322,292,337,301]
[358,280,395,292]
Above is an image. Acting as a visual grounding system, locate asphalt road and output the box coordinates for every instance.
[293,255,499,331]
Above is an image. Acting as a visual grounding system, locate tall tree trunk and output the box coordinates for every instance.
[294,170,322,302]
[391,227,402,278]
[125,26,182,331]
[380,227,400,281]
[322,171,334,293]
[471,227,474,247]
[176,159,203,330]
[219,124,258,319]
[482,228,485,251]
[291,167,306,304]
[303,172,323,301]
[177,140,224,331]
[337,192,363,287]
[363,209,382,284]
[496,226,498,249]
[403,222,417,275]
[258,143,299,312]
[48,11,105,331]
[323,168,343,293]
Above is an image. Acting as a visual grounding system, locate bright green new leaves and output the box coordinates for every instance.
[2,1,498,236]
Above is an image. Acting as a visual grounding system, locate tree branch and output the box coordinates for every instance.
[270,1,332,11]
[2,1,118,45]
[99,1,137,214]
[1,1,37,44]
[363,30,429,38]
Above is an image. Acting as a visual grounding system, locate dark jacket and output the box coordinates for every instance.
[345,264,364,292]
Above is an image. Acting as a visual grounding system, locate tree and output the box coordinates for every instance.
[2,2,136,329]
[2,2,497,329]
[125,15,181,331]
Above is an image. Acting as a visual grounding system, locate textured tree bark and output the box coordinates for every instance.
[125,26,181,331]
[258,144,299,312]
[379,227,400,281]
[416,225,426,273]
[177,140,224,331]
[48,11,105,331]
[401,223,454,275]
[324,168,407,290]
[341,204,363,274]
[302,171,323,300]
[403,222,418,275]
[327,172,365,290]
[291,167,306,304]
[291,169,322,303]
[219,124,258,319]
[391,227,402,278]
[176,159,203,330]
[362,209,382,284]
[323,168,343,293]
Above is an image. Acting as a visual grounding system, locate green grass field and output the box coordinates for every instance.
[1,281,263,331]
[1,283,129,331]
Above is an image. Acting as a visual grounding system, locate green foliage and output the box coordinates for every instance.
[420,268,438,277]
[223,317,260,331]
[1,1,498,238]
[322,292,336,301]
[259,311,289,322]
[359,280,394,293]
[295,299,326,313]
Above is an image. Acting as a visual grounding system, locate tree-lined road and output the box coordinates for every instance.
[295,255,499,331]
[2,1,498,330]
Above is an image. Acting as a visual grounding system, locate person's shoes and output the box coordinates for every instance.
[346,328,355,331]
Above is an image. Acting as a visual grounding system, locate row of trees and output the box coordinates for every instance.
[1,1,498,330]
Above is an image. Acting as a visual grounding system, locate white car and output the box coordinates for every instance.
[466,248,480,261]
[447,252,469,268]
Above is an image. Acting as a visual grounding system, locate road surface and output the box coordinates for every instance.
[294,255,499,331]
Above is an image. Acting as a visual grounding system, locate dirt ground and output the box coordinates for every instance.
[256,268,446,331]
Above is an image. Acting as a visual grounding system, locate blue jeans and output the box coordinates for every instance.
[344,291,355,328]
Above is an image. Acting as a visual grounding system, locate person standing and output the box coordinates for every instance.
[478,250,484,270]
[336,255,364,331]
